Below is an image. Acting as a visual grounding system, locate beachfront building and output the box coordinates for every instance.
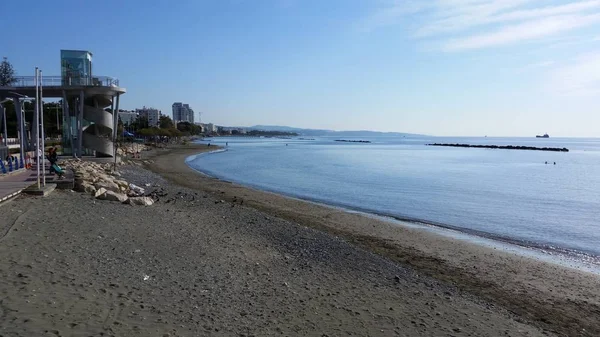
[203,123,217,134]
[136,106,160,127]
[0,49,126,157]
[118,110,137,126]
[172,102,194,124]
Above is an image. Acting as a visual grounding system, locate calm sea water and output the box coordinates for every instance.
[187,136,600,260]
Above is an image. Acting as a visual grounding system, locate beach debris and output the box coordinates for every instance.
[128,183,145,197]
[128,197,154,206]
[145,187,168,202]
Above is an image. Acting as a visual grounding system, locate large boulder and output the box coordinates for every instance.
[84,183,97,195]
[95,173,114,184]
[94,187,107,199]
[75,181,96,194]
[94,180,120,193]
[74,171,92,180]
[128,197,154,206]
[103,190,128,203]
[113,179,129,189]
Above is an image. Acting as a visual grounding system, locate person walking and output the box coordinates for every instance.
[47,148,59,176]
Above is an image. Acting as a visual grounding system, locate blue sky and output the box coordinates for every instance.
[3,0,600,136]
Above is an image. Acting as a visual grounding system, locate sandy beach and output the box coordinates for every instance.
[0,143,598,336]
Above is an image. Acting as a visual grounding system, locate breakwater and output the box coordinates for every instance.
[427,143,569,152]
[335,140,371,143]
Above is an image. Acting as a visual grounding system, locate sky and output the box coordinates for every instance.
[2,0,600,136]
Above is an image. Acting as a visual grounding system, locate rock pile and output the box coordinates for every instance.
[63,159,155,206]
[117,143,152,158]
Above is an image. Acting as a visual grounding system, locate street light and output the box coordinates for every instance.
[5,92,34,168]
[0,98,11,147]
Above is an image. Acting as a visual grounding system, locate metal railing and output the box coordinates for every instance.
[7,76,120,87]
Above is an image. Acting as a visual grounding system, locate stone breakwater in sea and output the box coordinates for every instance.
[427,143,569,152]
[63,159,154,206]
[335,139,372,143]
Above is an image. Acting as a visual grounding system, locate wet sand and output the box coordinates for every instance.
[0,143,597,336]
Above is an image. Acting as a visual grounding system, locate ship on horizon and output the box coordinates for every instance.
[536,133,550,138]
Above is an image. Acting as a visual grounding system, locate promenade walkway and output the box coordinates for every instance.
[0,170,34,203]
[0,165,74,203]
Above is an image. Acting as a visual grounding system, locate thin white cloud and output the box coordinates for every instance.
[443,13,600,51]
[415,0,537,37]
[515,60,555,74]
[526,60,556,68]
[357,0,430,32]
[549,51,600,96]
[531,60,555,67]
[361,0,600,51]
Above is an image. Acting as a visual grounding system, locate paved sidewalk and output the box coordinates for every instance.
[0,170,35,203]
[0,164,74,203]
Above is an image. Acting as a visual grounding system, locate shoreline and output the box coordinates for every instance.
[186,148,600,267]
[143,143,600,336]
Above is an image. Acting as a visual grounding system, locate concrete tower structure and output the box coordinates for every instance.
[0,50,126,157]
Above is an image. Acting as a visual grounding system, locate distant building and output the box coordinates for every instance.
[136,106,160,127]
[204,123,217,133]
[172,102,195,124]
[118,110,137,126]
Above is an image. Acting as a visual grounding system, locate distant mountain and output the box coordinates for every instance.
[248,125,423,137]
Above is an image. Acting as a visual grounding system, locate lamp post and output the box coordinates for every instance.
[8,91,33,170]
[35,67,40,189]
[0,98,10,147]
[56,102,61,133]
[40,69,46,187]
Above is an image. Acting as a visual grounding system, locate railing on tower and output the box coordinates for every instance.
[7,76,120,87]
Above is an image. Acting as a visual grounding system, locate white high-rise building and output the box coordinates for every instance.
[118,110,137,126]
[136,106,160,127]
[172,102,195,124]
[204,123,217,133]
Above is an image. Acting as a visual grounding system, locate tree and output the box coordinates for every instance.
[176,121,203,135]
[167,128,182,138]
[138,128,157,137]
[130,115,148,131]
[159,115,174,129]
[0,57,17,86]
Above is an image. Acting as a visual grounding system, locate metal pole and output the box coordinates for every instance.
[35,68,40,189]
[1,104,6,146]
[40,70,46,186]
[14,99,23,153]
[78,90,84,157]
[113,94,120,170]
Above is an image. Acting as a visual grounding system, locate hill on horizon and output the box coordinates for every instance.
[248,125,423,137]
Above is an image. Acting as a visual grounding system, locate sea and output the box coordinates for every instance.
[186,135,600,270]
